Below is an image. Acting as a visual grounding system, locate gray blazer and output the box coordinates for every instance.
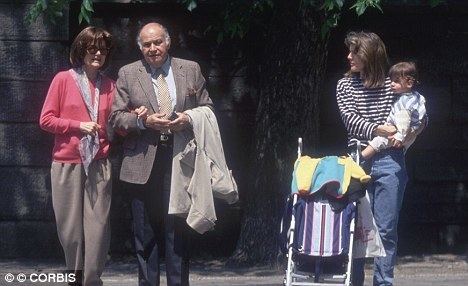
[109,57,213,184]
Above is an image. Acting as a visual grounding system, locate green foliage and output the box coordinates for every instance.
[319,0,345,39]
[351,0,382,16]
[26,0,445,38]
[79,0,94,24]
[182,0,197,11]
[206,0,274,44]
[319,0,385,38]
[26,0,94,24]
[207,0,384,42]
[26,0,69,24]
[428,0,445,8]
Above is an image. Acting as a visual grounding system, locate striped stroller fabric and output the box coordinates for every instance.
[294,197,355,257]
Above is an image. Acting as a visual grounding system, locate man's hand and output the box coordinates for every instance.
[80,122,101,135]
[169,112,190,132]
[144,113,171,131]
[374,124,397,137]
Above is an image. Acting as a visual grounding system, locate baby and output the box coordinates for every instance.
[361,61,428,159]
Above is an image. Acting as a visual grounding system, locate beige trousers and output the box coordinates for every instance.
[51,159,112,286]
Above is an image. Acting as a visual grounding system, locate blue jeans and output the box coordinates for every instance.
[352,148,408,286]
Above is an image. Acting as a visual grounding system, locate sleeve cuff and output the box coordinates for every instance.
[186,209,216,234]
[394,132,404,142]
[137,117,146,130]
[369,136,388,152]
[366,123,379,139]
[69,120,81,131]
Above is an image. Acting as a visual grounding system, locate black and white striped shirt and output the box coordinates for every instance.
[336,76,397,146]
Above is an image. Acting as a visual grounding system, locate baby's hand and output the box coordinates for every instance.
[395,140,403,148]
[392,139,403,148]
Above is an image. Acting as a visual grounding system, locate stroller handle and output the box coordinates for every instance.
[297,137,303,159]
[349,138,362,165]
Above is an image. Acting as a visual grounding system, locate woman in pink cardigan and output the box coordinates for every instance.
[39,27,115,286]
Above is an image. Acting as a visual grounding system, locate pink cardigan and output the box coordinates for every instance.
[40,70,115,163]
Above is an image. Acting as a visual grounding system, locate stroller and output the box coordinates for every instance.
[281,138,368,286]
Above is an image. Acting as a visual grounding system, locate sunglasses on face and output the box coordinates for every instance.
[86,45,110,55]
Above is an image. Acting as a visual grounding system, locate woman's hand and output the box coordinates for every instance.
[132,106,148,119]
[374,124,397,137]
[80,122,101,135]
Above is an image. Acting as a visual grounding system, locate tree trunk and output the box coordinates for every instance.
[231,2,330,265]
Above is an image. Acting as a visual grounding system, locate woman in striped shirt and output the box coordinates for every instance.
[336,31,408,286]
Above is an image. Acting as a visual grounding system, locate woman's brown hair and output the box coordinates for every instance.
[69,26,113,69]
[345,31,389,88]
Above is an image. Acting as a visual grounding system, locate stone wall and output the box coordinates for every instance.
[0,0,69,257]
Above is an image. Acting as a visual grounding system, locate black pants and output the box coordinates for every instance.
[128,143,190,286]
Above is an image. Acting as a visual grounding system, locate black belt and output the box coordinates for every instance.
[158,133,173,146]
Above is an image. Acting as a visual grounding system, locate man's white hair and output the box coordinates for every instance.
[136,23,171,50]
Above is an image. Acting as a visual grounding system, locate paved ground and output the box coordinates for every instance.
[0,254,467,285]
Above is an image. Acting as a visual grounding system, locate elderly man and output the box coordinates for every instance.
[109,22,213,286]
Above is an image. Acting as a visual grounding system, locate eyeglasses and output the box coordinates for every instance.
[86,45,110,55]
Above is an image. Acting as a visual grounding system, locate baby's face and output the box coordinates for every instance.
[390,77,413,94]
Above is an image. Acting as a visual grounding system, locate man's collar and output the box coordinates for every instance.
[150,56,171,75]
